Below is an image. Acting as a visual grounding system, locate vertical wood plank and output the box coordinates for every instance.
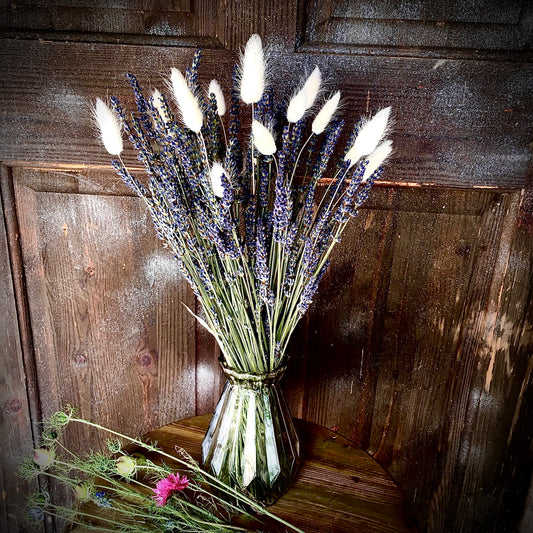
[222,0,299,50]
[0,166,37,533]
[290,186,528,530]
[11,169,198,453]
[470,205,533,532]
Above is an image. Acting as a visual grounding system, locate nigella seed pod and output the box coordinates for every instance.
[33,448,55,467]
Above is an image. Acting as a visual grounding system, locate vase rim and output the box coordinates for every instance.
[219,359,287,383]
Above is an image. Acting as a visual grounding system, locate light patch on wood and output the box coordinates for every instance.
[437,316,445,336]
[433,59,448,70]
[143,251,181,287]
[375,180,424,187]
[364,211,375,230]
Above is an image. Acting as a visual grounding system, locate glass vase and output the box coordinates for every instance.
[201,362,300,505]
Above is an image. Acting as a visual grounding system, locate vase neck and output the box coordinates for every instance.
[221,363,286,387]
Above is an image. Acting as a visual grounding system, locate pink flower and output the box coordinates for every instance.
[152,473,189,506]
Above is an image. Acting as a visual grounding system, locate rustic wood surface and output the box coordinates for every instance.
[0,166,38,532]
[151,415,419,532]
[299,0,533,57]
[5,167,531,532]
[69,414,419,533]
[0,2,531,532]
[0,39,531,189]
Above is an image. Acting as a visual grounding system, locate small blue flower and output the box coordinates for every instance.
[28,506,44,522]
[93,491,112,509]
[38,487,51,502]
[165,520,176,531]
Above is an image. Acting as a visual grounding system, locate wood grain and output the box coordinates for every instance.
[299,0,533,57]
[130,415,418,533]
[221,0,299,50]
[0,39,531,188]
[11,167,198,454]
[0,0,223,48]
[0,167,37,533]
[284,186,532,530]
[467,213,533,532]
[7,166,531,531]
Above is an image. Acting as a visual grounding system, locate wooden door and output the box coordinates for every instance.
[1,1,531,531]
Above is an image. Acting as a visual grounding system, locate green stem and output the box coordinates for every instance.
[65,416,306,533]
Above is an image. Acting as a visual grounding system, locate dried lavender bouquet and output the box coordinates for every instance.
[95,35,392,375]
[95,34,392,502]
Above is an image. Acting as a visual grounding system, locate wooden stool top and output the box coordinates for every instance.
[140,415,419,533]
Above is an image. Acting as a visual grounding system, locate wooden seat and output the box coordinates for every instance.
[140,414,419,533]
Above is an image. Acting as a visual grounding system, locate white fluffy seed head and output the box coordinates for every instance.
[152,89,168,123]
[209,162,225,197]
[170,67,204,133]
[344,106,391,168]
[362,139,393,182]
[240,34,265,104]
[252,120,277,155]
[312,91,341,134]
[94,97,123,155]
[287,90,307,123]
[303,66,321,108]
[287,66,322,123]
[208,79,226,116]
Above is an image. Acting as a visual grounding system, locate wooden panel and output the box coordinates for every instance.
[332,0,523,23]
[299,0,533,57]
[0,167,36,532]
[284,185,532,530]
[0,0,223,48]
[477,220,533,532]
[12,167,198,452]
[221,0,299,50]
[0,39,531,189]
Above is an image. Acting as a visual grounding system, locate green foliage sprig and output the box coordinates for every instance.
[20,407,303,533]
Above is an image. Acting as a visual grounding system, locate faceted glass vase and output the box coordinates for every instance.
[201,363,300,505]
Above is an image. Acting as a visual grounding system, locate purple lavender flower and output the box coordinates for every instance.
[297,259,330,317]
[255,219,274,307]
[126,73,154,138]
[273,183,293,243]
[311,119,344,183]
[289,117,307,166]
[255,220,269,282]
[185,49,204,108]
[258,161,270,209]
[99,46,390,373]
